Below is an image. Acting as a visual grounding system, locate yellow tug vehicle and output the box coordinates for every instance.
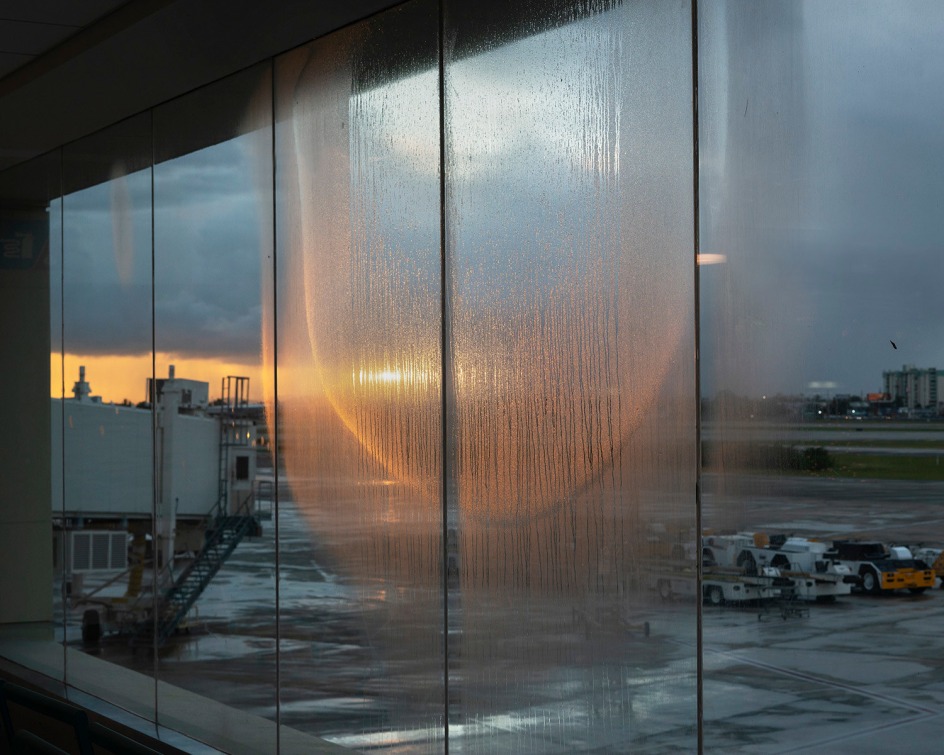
[827,541,935,594]
[908,546,944,588]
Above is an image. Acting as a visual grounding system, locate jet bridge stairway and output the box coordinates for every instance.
[134,375,259,648]
[132,503,260,647]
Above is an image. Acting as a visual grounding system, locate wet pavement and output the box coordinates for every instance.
[702,472,944,753]
[62,469,944,753]
[702,589,944,753]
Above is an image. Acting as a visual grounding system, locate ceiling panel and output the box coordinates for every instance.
[0,20,78,56]
[0,0,130,27]
[0,51,31,79]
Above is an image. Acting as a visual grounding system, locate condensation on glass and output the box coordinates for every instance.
[0,0,712,751]
[699,2,944,752]
[152,63,276,745]
[444,0,697,750]
[275,0,444,747]
[60,114,156,718]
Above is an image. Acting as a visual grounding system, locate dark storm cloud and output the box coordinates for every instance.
[795,4,944,394]
[700,1,944,397]
[58,2,944,393]
[61,136,268,360]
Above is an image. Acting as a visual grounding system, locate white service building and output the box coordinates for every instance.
[51,366,256,571]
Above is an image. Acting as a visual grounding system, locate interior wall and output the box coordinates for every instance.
[0,158,55,624]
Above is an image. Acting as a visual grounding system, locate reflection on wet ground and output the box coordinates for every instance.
[703,591,944,754]
[65,472,944,752]
[68,490,698,752]
[156,500,397,737]
[702,473,944,754]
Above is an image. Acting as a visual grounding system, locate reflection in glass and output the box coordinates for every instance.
[445,1,696,750]
[152,64,276,746]
[60,114,155,717]
[700,2,944,751]
[275,0,443,747]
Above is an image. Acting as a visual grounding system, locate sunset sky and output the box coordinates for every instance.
[51,353,264,404]
[52,133,268,405]
[48,3,944,404]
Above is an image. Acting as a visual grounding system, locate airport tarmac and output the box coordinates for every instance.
[702,590,944,754]
[66,472,944,753]
[701,472,944,754]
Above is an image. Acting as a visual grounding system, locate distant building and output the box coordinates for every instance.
[883,365,942,414]
[866,392,897,417]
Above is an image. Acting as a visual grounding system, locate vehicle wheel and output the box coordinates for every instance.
[705,585,724,606]
[861,569,880,594]
[738,552,757,576]
[909,587,927,595]
[81,609,102,646]
[658,580,672,600]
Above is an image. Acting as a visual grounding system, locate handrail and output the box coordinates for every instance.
[147,500,260,644]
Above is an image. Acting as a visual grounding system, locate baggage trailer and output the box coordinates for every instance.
[726,533,856,602]
[646,565,783,605]
[702,566,794,606]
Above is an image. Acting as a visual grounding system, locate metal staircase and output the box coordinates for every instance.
[151,503,259,646]
[133,376,259,647]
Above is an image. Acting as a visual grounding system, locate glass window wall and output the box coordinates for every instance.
[152,62,277,748]
[1,1,699,750]
[444,0,697,750]
[59,114,156,720]
[275,1,445,747]
[699,1,944,752]
[7,1,941,752]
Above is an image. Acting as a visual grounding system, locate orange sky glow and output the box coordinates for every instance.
[51,352,266,404]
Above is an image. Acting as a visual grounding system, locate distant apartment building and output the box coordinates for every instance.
[883,365,942,413]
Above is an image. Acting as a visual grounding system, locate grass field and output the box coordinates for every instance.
[822,452,944,481]
[781,421,944,431]
[703,421,944,481]
[815,439,944,449]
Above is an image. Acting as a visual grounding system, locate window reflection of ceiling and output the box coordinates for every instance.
[0,1,403,175]
[0,0,618,178]
[0,0,133,80]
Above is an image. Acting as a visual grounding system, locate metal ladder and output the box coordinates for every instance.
[217,376,251,514]
[152,502,259,645]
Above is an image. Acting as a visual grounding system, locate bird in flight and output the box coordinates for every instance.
[890,340,897,349]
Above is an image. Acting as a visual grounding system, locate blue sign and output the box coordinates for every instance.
[1,213,49,270]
